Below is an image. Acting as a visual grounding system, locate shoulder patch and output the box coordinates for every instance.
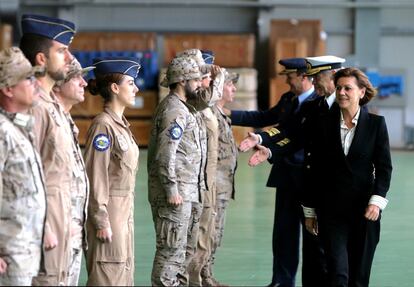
[168,122,183,140]
[93,133,111,151]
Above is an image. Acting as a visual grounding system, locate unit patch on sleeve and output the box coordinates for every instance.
[93,133,111,151]
[168,122,183,140]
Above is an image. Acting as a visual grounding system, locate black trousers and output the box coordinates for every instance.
[271,188,328,287]
[318,214,380,287]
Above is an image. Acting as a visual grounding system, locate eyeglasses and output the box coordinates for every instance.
[25,75,37,84]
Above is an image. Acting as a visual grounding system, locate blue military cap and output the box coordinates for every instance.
[278,58,307,74]
[92,57,141,80]
[21,14,76,46]
[305,55,346,76]
[201,50,215,64]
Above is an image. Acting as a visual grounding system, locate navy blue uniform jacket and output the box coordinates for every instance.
[231,90,318,188]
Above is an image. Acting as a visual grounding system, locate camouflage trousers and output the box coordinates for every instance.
[0,275,34,286]
[151,201,202,286]
[202,198,229,280]
[67,232,83,286]
[187,205,216,286]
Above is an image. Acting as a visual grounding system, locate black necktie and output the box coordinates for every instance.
[323,99,329,111]
[292,97,300,114]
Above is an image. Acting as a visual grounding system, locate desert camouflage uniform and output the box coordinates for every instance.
[66,113,89,286]
[203,105,238,280]
[182,111,206,284]
[148,91,203,286]
[0,109,46,286]
[180,49,225,286]
[188,107,219,286]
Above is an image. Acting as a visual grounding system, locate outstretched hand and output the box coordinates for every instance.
[239,132,259,152]
[248,144,270,167]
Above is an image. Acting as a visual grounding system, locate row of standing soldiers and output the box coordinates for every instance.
[0,13,140,286]
[148,50,239,286]
[0,13,239,287]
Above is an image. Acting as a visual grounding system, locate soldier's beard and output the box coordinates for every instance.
[48,69,66,82]
[184,82,198,101]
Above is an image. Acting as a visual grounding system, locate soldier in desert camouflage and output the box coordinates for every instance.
[0,47,47,286]
[53,58,94,286]
[148,56,204,286]
[179,49,225,287]
[206,69,239,286]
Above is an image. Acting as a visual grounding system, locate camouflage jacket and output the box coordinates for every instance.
[0,110,46,276]
[66,113,89,249]
[212,105,238,200]
[199,108,219,207]
[148,93,203,204]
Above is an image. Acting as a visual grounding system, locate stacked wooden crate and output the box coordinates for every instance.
[70,32,157,146]
[0,24,12,50]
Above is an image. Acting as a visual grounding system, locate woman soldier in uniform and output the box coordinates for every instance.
[83,57,140,286]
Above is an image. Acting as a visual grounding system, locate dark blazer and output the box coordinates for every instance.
[304,103,393,218]
[231,90,319,188]
[261,95,329,157]
[231,91,296,128]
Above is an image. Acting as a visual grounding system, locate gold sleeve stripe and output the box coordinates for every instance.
[265,127,280,137]
[276,138,290,146]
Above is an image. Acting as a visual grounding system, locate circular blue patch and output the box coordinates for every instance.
[169,123,183,140]
[93,133,111,151]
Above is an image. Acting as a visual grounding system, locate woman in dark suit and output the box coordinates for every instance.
[303,67,392,287]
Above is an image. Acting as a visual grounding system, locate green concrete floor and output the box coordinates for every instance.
[78,150,414,286]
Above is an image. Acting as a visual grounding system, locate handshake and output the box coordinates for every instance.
[238,132,271,167]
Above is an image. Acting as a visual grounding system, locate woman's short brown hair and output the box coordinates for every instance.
[334,67,377,105]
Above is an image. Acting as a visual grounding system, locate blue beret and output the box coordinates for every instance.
[201,50,215,65]
[92,57,141,80]
[278,58,307,74]
[21,14,76,46]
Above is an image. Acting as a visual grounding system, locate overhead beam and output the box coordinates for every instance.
[19,0,414,9]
